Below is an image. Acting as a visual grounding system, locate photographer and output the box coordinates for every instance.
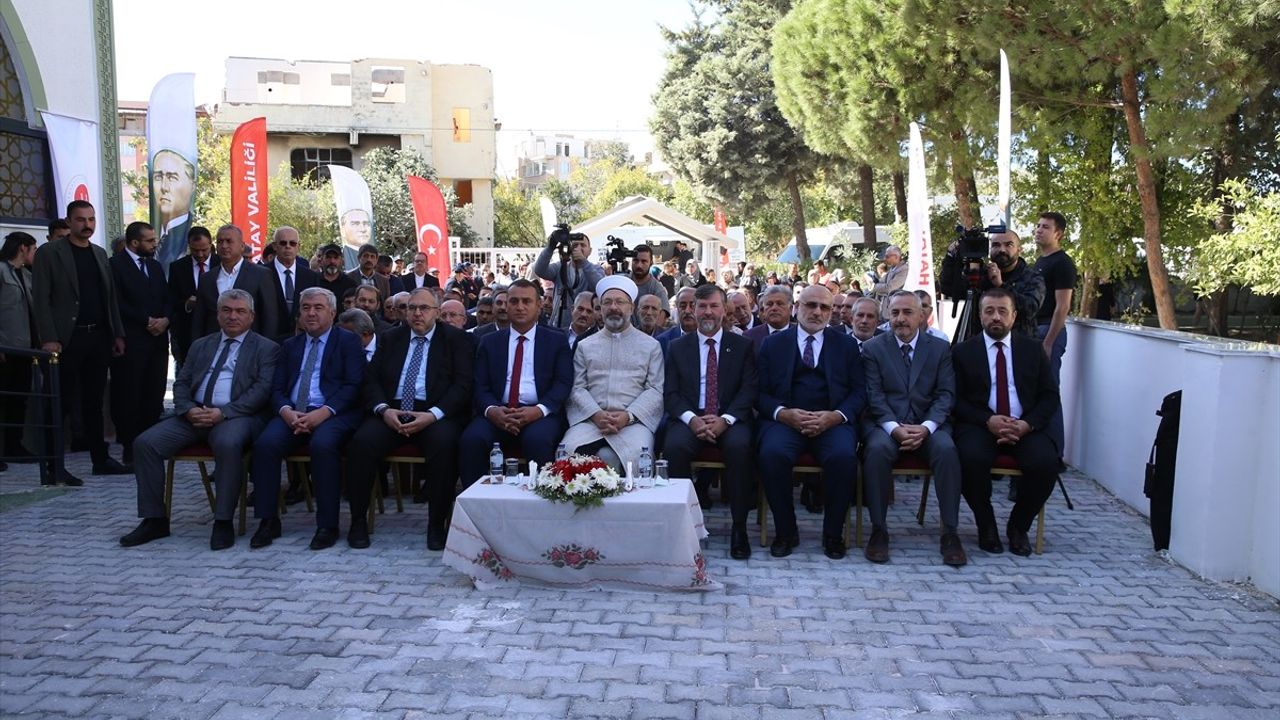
[939,229,1045,339]
[533,228,605,329]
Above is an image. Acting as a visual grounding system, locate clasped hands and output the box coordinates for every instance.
[688,414,729,442]
[486,406,544,435]
[778,408,842,438]
[185,406,224,428]
[280,406,333,435]
[890,424,931,451]
[591,409,631,436]
[145,316,170,336]
[383,409,437,436]
[986,414,1030,445]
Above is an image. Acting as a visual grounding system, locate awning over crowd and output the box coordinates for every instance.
[574,196,739,269]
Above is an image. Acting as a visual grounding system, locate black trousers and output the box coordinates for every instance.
[0,356,31,456]
[345,413,462,528]
[663,420,754,526]
[110,333,168,452]
[955,423,1058,533]
[60,326,111,463]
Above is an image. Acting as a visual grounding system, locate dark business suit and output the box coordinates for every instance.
[743,322,792,354]
[30,238,125,465]
[663,331,758,526]
[132,331,278,521]
[756,327,865,539]
[952,332,1061,534]
[860,330,961,531]
[459,326,573,487]
[192,260,279,340]
[470,322,501,341]
[567,326,597,352]
[400,272,439,291]
[655,325,688,356]
[263,259,319,341]
[109,252,170,455]
[346,268,390,304]
[167,254,206,365]
[344,323,474,530]
[249,326,366,529]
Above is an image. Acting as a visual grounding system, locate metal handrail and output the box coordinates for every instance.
[0,345,64,484]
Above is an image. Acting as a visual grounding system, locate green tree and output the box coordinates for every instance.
[587,165,673,217]
[1192,180,1280,297]
[493,178,544,247]
[588,140,633,167]
[652,0,823,261]
[357,147,480,256]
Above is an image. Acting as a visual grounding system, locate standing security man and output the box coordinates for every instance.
[109,222,170,465]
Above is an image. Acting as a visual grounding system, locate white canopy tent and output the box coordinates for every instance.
[573,195,740,271]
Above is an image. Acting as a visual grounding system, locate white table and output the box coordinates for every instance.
[443,477,720,592]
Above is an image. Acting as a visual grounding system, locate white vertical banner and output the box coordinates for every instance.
[905,122,934,306]
[539,196,558,240]
[328,164,374,271]
[40,112,104,247]
[998,49,1011,228]
[146,72,198,267]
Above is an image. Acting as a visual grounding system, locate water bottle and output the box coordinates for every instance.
[637,447,654,479]
[489,443,504,479]
[555,443,568,461]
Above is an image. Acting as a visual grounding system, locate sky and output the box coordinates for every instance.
[112,0,702,176]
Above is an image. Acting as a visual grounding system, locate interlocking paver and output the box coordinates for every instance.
[3,456,1280,719]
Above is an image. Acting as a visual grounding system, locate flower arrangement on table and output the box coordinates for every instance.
[531,454,625,510]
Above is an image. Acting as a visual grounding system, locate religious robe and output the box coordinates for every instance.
[561,324,665,470]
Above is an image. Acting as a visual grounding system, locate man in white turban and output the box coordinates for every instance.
[560,276,665,473]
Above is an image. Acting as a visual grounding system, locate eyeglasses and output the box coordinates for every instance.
[276,240,298,247]
[801,301,832,311]
[406,304,438,314]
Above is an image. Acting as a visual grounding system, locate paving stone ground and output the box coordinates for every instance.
[1,453,1278,719]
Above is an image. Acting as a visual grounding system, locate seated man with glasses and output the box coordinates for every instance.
[343,288,475,550]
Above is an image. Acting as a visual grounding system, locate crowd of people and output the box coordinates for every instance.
[0,200,1077,567]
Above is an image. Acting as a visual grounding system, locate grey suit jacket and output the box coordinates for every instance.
[191,261,279,341]
[173,330,279,420]
[860,330,954,436]
[0,261,34,348]
[30,238,125,346]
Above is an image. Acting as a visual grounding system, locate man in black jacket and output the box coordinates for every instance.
[939,229,1044,340]
[109,222,170,464]
[167,227,213,370]
[951,288,1060,556]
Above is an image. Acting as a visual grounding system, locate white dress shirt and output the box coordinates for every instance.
[984,332,1023,418]
[489,326,548,417]
[274,259,298,304]
[679,330,737,427]
[194,332,244,408]
[880,331,939,435]
[216,258,244,295]
[384,327,444,420]
[362,333,378,363]
[125,248,148,277]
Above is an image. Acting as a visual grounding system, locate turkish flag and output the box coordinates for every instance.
[407,176,450,277]
[231,118,268,259]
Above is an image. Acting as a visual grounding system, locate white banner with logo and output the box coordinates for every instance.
[40,111,103,247]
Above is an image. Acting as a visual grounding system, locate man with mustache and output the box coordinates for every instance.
[560,276,665,473]
[743,285,794,353]
[315,243,358,304]
[939,229,1045,340]
[656,286,697,354]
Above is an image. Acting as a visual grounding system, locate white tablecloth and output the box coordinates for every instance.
[443,478,720,592]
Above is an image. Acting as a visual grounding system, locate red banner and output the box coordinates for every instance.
[231,117,268,259]
[408,176,450,277]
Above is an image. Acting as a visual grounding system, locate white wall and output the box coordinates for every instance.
[1062,319,1280,598]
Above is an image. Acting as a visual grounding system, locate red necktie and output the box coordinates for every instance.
[507,336,526,408]
[704,338,719,415]
[995,341,1011,416]
[198,260,205,277]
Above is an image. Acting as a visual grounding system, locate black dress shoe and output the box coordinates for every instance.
[769,533,799,558]
[729,527,751,560]
[347,519,370,549]
[864,527,890,563]
[58,468,84,487]
[1007,521,1033,556]
[977,526,1005,554]
[283,484,306,506]
[210,520,235,551]
[426,522,448,551]
[250,517,282,549]
[92,457,132,476]
[941,532,968,567]
[310,527,339,551]
[120,518,170,547]
[823,534,847,560]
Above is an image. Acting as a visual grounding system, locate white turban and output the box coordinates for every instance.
[595,275,638,302]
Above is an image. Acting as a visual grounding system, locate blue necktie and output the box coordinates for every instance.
[295,337,321,410]
[400,336,427,412]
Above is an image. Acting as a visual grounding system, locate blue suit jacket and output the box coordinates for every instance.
[270,326,366,420]
[756,326,866,424]
[473,325,573,417]
[656,325,688,356]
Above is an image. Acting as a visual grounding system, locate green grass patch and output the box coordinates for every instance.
[0,487,70,513]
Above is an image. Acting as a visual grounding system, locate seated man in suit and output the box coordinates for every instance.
[119,289,279,550]
[743,285,793,353]
[247,288,366,550]
[952,288,1061,556]
[344,288,474,550]
[663,284,758,559]
[849,296,883,350]
[191,225,278,340]
[861,290,966,566]
[459,280,573,487]
[756,285,865,560]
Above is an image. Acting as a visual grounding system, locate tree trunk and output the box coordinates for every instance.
[1119,68,1177,330]
[891,169,907,222]
[859,164,877,248]
[1080,271,1098,318]
[949,133,976,228]
[787,173,810,263]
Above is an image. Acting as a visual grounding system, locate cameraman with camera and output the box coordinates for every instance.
[939,228,1045,340]
[534,225,606,329]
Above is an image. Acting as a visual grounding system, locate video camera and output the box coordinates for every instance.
[604,235,634,276]
[548,223,587,258]
[954,222,1006,289]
